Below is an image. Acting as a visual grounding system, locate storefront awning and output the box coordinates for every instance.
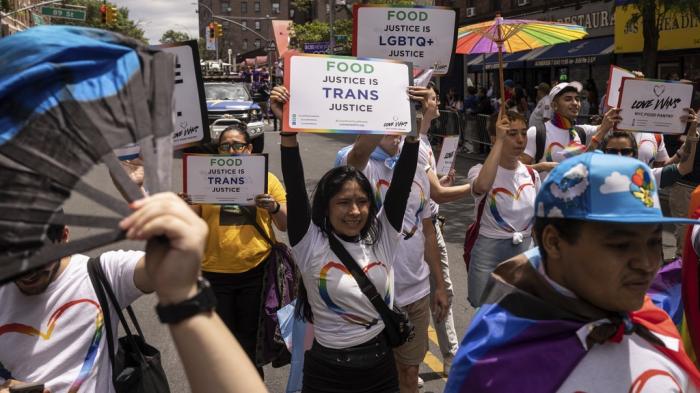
[465,46,552,71]
[526,36,614,67]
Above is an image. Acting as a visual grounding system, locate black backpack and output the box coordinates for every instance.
[534,123,587,163]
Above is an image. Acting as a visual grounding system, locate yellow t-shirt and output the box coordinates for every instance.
[201,172,287,274]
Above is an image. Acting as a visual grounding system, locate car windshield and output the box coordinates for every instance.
[205,84,250,101]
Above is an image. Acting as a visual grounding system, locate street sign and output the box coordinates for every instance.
[41,6,86,21]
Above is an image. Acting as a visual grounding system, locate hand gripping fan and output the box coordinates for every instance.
[0,26,176,284]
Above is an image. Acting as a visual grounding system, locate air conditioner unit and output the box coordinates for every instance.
[466,7,475,17]
[517,0,530,6]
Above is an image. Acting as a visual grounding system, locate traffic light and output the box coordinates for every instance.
[208,22,215,39]
[105,5,118,25]
[214,22,223,38]
[100,4,107,24]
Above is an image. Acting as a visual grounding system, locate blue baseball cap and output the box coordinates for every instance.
[536,152,700,224]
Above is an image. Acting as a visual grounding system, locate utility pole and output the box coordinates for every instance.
[328,0,334,55]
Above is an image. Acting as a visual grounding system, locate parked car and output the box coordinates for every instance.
[204,82,265,152]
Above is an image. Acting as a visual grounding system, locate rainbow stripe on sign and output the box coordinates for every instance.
[0,299,105,393]
[282,53,414,135]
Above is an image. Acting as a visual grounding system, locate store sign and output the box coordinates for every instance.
[615,5,700,53]
[519,2,615,38]
[533,56,598,67]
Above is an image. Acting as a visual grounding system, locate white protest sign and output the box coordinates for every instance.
[156,41,209,149]
[435,135,460,176]
[283,54,416,134]
[616,78,694,135]
[605,65,635,109]
[183,154,268,205]
[353,5,456,74]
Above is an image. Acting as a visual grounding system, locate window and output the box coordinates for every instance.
[255,21,260,30]
[242,39,248,50]
[221,1,230,12]
[241,1,247,13]
[272,2,280,14]
[254,1,260,12]
[255,39,261,48]
[241,20,247,31]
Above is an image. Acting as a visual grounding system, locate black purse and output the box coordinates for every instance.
[87,258,170,393]
[328,234,414,348]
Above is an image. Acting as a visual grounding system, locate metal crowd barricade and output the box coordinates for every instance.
[462,113,492,148]
[429,109,463,142]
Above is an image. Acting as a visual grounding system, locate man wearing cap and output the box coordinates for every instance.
[528,82,552,130]
[445,152,700,392]
[521,81,619,177]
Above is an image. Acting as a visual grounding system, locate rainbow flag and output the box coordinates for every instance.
[445,248,700,393]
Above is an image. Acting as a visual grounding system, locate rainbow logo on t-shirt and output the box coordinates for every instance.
[488,182,536,233]
[374,179,427,240]
[318,261,390,328]
[0,299,104,393]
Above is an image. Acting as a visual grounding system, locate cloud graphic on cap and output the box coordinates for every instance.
[600,171,631,194]
[537,202,545,217]
[547,207,564,218]
[549,163,589,201]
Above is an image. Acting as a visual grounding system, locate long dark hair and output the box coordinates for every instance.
[295,165,383,322]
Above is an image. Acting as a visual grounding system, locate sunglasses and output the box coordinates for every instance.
[219,142,249,152]
[605,148,635,156]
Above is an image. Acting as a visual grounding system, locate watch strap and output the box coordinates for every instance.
[156,277,217,324]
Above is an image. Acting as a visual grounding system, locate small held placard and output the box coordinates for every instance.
[183,154,268,205]
[616,78,694,135]
[283,53,416,135]
[435,135,460,176]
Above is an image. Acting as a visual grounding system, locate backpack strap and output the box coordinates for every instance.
[534,123,546,163]
[87,257,148,369]
[573,125,587,145]
[242,206,275,246]
[525,165,537,184]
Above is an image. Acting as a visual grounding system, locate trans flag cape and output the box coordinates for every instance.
[445,247,700,393]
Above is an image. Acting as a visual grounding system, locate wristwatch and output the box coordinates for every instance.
[156,277,217,324]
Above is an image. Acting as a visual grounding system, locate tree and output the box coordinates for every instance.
[289,19,353,54]
[623,0,700,78]
[160,29,192,44]
[51,0,148,44]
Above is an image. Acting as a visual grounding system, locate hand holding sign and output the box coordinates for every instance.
[283,54,416,134]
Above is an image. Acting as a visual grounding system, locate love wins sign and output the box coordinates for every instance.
[617,78,694,135]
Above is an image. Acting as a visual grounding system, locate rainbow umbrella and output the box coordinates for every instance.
[457,14,587,108]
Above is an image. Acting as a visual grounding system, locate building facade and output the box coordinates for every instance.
[1,0,46,36]
[198,0,291,60]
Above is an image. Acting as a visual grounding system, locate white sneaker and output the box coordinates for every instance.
[418,376,424,389]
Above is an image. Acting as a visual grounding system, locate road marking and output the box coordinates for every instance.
[423,325,446,380]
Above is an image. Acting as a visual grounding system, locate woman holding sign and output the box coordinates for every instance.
[183,121,288,377]
[271,86,418,393]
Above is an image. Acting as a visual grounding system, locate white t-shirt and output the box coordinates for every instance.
[292,211,400,349]
[558,332,698,392]
[419,134,440,217]
[529,95,552,127]
[341,153,432,307]
[0,251,144,393]
[467,162,541,239]
[524,121,598,164]
[636,132,670,166]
